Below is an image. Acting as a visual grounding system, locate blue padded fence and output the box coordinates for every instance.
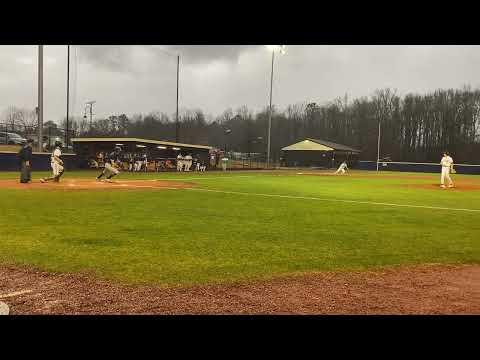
[357,161,480,175]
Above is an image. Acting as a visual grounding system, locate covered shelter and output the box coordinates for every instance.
[72,137,212,170]
[281,138,361,168]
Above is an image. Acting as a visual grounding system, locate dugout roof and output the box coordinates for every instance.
[71,137,212,151]
[282,138,360,153]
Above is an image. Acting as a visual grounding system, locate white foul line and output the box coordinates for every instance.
[186,188,480,213]
[154,175,256,181]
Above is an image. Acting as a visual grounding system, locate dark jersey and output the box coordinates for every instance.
[18,145,32,162]
[104,151,122,165]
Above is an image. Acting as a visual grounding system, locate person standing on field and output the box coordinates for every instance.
[18,139,34,184]
[440,151,454,188]
[184,154,193,171]
[177,153,184,171]
[40,141,64,183]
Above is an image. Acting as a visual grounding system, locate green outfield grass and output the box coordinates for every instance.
[1,169,479,286]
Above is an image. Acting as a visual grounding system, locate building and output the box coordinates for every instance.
[72,137,212,170]
[281,138,361,168]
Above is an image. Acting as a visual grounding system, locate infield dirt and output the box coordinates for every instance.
[0,179,195,191]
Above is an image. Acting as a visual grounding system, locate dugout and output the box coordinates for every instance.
[281,138,361,168]
[71,137,212,170]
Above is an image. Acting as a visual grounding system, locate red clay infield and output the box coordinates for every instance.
[0,179,194,191]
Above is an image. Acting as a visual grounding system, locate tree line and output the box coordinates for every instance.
[3,87,480,163]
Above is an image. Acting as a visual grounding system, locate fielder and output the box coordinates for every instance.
[440,151,454,188]
[334,161,348,175]
[40,141,64,183]
[96,146,122,182]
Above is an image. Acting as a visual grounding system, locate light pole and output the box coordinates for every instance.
[224,128,232,155]
[38,45,44,152]
[265,45,286,169]
[176,54,180,143]
[66,45,70,149]
[376,119,381,171]
[153,47,180,142]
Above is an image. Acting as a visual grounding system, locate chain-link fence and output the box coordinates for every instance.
[0,122,76,153]
[221,151,280,169]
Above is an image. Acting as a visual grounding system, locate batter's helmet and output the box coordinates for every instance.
[54,141,63,148]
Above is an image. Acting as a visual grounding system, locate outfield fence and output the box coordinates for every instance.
[358,160,480,175]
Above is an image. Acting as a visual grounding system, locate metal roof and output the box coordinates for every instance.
[71,137,212,150]
[282,140,334,151]
[307,139,360,153]
[282,138,360,153]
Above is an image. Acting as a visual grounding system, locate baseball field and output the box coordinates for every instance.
[1,169,479,314]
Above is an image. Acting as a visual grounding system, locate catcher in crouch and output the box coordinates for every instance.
[97,146,122,182]
[40,141,64,183]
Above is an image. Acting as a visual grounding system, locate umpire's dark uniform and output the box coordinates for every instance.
[18,139,34,183]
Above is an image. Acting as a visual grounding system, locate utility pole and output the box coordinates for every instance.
[176,54,180,143]
[66,45,70,148]
[38,45,44,152]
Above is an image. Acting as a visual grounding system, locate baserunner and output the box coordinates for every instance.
[40,141,64,183]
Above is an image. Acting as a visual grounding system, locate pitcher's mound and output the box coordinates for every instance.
[0,179,194,191]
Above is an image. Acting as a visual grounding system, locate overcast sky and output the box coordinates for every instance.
[1,45,480,123]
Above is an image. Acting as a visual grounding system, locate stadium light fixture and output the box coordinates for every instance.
[266,45,286,54]
[265,45,286,168]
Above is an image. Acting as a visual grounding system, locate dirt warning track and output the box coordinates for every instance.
[0,179,194,191]
[1,264,479,314]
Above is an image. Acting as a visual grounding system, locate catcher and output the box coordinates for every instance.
[96,146,122,182]
[40,141,64,183]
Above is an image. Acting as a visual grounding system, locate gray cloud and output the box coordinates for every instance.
[75,45,260,73]
[77,45,138,72]
[158,45,260,64]
[3,45,480,124]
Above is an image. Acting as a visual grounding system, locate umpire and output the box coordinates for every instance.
[18,139,34,184]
